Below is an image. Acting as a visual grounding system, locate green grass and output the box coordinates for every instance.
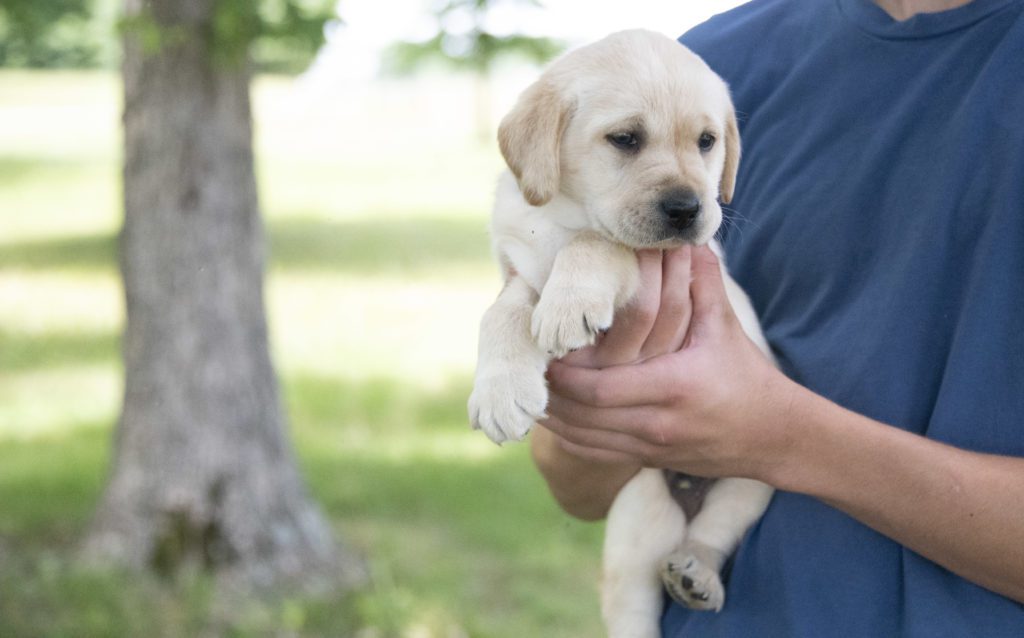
[0,70,606,637]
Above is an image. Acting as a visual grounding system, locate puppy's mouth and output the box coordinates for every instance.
[611,205,717,249]
[644,229,710,249]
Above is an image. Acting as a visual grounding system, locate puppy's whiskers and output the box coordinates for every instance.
[721,205,761,228]
[718,205,761,240]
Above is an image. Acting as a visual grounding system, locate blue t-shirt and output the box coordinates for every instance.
[665,1,1024,636]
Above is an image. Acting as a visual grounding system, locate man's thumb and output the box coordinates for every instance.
[689,245,731,323]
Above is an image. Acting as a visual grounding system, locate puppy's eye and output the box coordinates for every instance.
[698,132,716,152]
[607,132,640,151]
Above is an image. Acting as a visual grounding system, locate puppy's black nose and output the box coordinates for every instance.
[660,190,702,230]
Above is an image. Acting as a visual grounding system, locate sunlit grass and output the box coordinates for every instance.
[269,274,495,382]
[0,365,119,440]
[0,70,120,162]
[0,273,120,333]
[0,69,605,637]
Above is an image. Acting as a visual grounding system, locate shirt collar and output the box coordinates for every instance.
[837,0,1021,39]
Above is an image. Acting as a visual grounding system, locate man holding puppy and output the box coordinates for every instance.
[531,0,1024,635]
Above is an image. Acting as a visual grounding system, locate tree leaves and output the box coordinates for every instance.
[0,0,111,68]
[384,0,563,76]
[0,0,339,73]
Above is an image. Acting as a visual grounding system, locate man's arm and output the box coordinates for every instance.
[542,246,1024,604]
[777,387,1024,604]
[530,424,639,520]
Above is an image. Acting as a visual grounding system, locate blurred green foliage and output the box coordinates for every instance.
[0,0,337,73]
[256,0,340,73]
[384,0,563,75]
[0,0,118,68]
[208,0,340,73]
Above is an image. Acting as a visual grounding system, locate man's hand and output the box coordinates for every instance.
[542,245,793,480]
[543,248,1024,604]
[561,245,694,369]
[529,246,698,519]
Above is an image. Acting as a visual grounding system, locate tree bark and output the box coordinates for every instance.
[83,0,362,592]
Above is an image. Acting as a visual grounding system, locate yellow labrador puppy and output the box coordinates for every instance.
[468,30,774,637]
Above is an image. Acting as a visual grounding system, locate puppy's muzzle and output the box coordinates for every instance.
[660,188,702,233]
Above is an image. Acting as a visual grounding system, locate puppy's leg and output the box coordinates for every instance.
[531,232,639,358]
[661,478,773,611]
[468,276,549,444]
[603,468,686,638]
[655,246,777,610]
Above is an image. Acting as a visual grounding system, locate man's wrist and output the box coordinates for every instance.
[753,374,828,492]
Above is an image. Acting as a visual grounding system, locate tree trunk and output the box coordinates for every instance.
[83,0,362,592]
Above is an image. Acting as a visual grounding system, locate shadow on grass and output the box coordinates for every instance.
[268,215,492,274]
[0,234,116,271]
[0,373,603,637]
[0,328,119,373]
[0,157,46,184]
[0,215,492,275]
[284,372,472,434]
[0,157,103,184]
[0,544,360,638]
[0,425,110,544]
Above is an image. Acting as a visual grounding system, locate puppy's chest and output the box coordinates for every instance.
[492,214,584,295]
[494,223,576,293]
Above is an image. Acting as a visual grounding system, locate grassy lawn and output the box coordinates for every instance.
[0,70,606,637]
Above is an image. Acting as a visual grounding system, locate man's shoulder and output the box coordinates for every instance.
[679,0,833,86]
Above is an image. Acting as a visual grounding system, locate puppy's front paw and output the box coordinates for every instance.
[531,287,614,358]
[661,551,725,612]
[468,365,548,444]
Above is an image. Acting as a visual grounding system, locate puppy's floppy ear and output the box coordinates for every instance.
[498,77,575,207]
[719,106,741,205]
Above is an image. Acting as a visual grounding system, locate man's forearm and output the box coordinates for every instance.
[531,424,640,521]
[770,380,1024,604]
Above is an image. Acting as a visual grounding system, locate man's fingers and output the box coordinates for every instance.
[640,245,692,359]
[590,249,662,366]
[557,437,646,466]
[689,246,729,318]
[542,411,658,460]
[546,388,686,451]
[547,358,676,408]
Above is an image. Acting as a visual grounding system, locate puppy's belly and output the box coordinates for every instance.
[664,470,717,520]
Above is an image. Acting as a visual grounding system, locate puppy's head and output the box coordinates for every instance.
[498,30,740,247]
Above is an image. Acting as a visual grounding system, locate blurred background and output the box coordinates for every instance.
[0,1,744,636]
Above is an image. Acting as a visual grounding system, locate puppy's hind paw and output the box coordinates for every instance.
[531,288,614,358]
[468,368,548,445]
[661,551,725,612]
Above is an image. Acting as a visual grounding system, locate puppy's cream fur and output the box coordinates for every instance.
[469,30,774,637]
